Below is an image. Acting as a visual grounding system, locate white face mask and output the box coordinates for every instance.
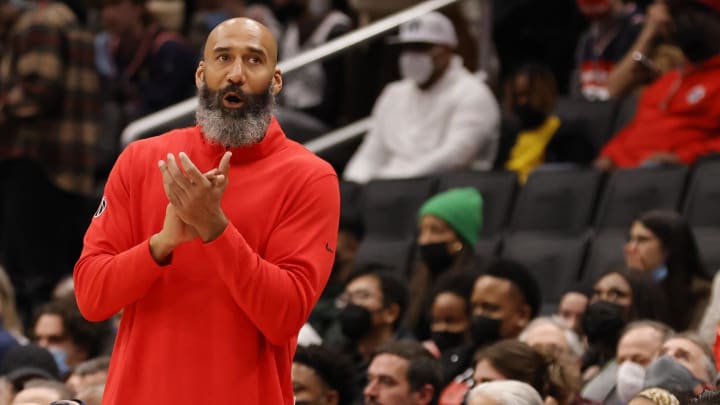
[616,360,646,403]
[399,51,434,86]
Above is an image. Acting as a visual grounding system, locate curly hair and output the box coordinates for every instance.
[293,345,356,404]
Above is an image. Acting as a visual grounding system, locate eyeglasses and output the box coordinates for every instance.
[335,289,381,308]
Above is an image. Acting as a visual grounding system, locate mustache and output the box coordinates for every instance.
[218,84,246,99]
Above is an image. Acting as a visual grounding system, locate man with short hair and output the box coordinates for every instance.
[583,320,674,405]
[661,333,717,391]
[343,11,499,183]
[73,17,340,404]
[292,345,355,405]
[330,266,409,399]
[11,379,74,405]
[65,356,110,393]
[32,299,113,376]
[595,0,720,169]
[364,340,443,405]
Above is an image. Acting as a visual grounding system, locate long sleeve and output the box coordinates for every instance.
[73,145,167,321]
[202,174,340,345]
[674,136,720,164]
[394,88,500,175]
[342,123,390,183]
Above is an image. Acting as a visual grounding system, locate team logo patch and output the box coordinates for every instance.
[687,85,706,105]
[94,197,107,218]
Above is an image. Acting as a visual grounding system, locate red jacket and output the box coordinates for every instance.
[601,55,720,167]
[74,119,340,404]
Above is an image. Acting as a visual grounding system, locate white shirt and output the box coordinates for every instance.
[343,56,500,183]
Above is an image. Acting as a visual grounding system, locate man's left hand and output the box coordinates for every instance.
[159,151,232,242]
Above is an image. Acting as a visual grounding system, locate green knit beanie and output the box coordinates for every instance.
[418,187,483,246]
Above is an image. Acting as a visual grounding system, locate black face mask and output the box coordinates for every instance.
[431,330,466,352]
[419,242,456,273]
[339,304,373,340]
[513,104,548,130]
[470,315,502,348]
[582,300,627,345]
[671,11,718,63]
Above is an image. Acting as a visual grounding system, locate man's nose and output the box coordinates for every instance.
[227,61,245,84]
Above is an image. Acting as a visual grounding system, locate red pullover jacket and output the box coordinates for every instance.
[600,55,720,167]
[74,118,339,404]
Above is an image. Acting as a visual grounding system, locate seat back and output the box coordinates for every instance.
[594,166,688,230]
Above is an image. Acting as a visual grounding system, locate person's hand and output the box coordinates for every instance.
[150,204,199,264]
[644,1,671,39]
[158,151,232,242]
[593,156,616,171]
[641,151,679,166]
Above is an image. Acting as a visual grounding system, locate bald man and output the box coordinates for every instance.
[73,18,340,404]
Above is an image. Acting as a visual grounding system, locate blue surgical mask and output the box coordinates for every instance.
[48,346,69,376]
[652,265,668,282]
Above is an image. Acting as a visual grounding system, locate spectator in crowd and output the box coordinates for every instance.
[556,288,590,336]
[10,379,74,405]
[623,210,711,331]
[606,0,685,100]
[343,12,500,183]
[0,344,60,403]
[405,188,484,340]
[292,345,356,405]
[0,265,24,351]
[641,355,706,403]
[660,333,717,392]
[0,0,102,326]
[471,339,576,405]
[364,340,443,405]
[628,387,680,405]
[329,267,409,399]
[32,298,113,378]
[426,272,480,370]
[273,0,352,127]
[439,260,541,404]
[466,380,544,405]
[96,0,197,151]
[519,317,584,385]
[582,320,674,404]
[496,63,595,182]
[594,0,720,169]
[65,356,110,393]
[581,270,670,382]
[572,0,644,101]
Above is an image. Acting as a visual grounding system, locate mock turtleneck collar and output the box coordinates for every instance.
[196,116,288,164]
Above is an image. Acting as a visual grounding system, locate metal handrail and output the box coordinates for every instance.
[120,0,465,146]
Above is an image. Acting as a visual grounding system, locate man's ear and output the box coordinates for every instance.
[517,303,532,329]
[195,62,205,89]
[412,383,435,405]
[272,69,283,96]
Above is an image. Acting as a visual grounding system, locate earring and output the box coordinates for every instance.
[453,242,462,253]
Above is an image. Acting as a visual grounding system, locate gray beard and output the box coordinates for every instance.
[195,83,275,148]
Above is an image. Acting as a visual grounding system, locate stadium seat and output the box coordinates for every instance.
[683,158,720,228]
[594,166,688,230]
[555,97,618,151]
[353,237,416,276]
[692,228,720,277]
[435,170,518,237]
[580,229,627,287]
[361,177,437,240]
[501,231,590,311]
[509,168,603,235]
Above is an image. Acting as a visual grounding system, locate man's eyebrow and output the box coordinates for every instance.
[211,45,268,58]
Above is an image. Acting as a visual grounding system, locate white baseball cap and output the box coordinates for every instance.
[390,11,458,48]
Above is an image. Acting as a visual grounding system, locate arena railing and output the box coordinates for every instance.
[120,0,491,153]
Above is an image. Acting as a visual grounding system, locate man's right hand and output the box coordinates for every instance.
[149,204,198,264]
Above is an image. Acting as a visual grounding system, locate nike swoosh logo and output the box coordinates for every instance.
[325,243,334,253]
